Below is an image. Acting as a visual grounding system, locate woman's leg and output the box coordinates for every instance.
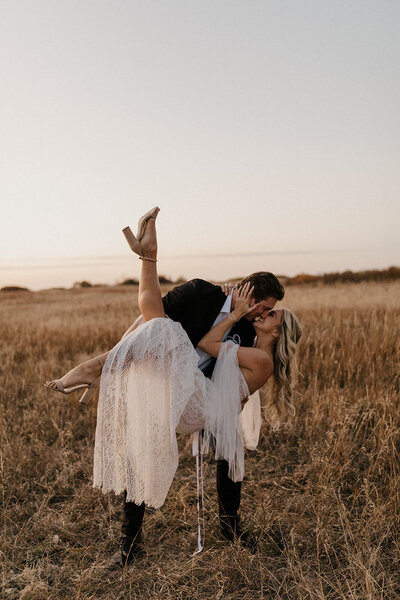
[45,352,109,389]
[46,209,164,391]
[137,214,166,322]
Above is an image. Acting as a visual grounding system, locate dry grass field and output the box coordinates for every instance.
[1,281,399,599]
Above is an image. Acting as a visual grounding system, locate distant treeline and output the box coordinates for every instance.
[1,267,399,293]
[117,275,185,286]
[71,275,184,288]
[282,266,400,286]
[0,275,183,293]
[0,286,30,292]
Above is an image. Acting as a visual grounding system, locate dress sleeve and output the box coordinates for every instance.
[203,341,245,482]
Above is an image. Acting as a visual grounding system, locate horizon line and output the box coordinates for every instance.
[0,248,375,271]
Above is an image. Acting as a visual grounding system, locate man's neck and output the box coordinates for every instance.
[230,288,237,310]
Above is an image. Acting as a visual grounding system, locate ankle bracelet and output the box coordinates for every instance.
[139,256,157,263]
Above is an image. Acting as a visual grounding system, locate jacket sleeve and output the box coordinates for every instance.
[162,279,202,320]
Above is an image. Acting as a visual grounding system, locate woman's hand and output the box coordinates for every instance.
[230,282,256,322]
[220,282,235,296]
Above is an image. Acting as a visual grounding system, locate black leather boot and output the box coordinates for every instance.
[120,532,143,565]
[220,515,258,553]
[107,533,143,569]
[106,494,146,569]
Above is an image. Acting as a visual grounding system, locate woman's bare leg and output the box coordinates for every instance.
[46,209,164,391]
[137,214,166,322]
[45,352,109,389]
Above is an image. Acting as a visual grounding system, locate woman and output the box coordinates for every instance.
[46,207,302,510]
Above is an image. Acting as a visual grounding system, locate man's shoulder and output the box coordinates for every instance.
[162,277,225,335]
[187,278,220,292]
[187,279,226,302]
[162,278,223,308]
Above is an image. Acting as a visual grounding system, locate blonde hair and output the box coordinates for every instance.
[265,309,302,430]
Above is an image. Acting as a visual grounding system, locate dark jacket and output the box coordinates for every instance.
[162,278,255,377]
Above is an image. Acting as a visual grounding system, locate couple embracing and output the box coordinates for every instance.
[45,207,302,568]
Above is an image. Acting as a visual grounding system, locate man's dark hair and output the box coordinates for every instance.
[238,271,285,302]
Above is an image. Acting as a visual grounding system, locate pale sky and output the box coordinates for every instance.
[1,1,399,289]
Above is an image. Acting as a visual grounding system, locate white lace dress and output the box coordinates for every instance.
[93,317,250,509]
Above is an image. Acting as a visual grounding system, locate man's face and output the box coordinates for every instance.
[244,295,278,321]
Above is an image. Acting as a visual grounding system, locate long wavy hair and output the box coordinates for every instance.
[265,308,302,430]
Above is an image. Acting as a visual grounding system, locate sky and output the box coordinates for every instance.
[1,0,399,290]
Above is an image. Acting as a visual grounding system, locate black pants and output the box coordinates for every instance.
[122,459,241,538]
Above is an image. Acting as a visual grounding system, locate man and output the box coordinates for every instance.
[114,271,284,566]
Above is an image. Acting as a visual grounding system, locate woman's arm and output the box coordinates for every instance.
[197,282,254,357]
[198,282,272,393]
[197,312,238,358]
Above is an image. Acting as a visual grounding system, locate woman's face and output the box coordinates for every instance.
[253,308,283,336]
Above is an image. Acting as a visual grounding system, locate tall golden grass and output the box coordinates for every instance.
[1,281,399,599]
